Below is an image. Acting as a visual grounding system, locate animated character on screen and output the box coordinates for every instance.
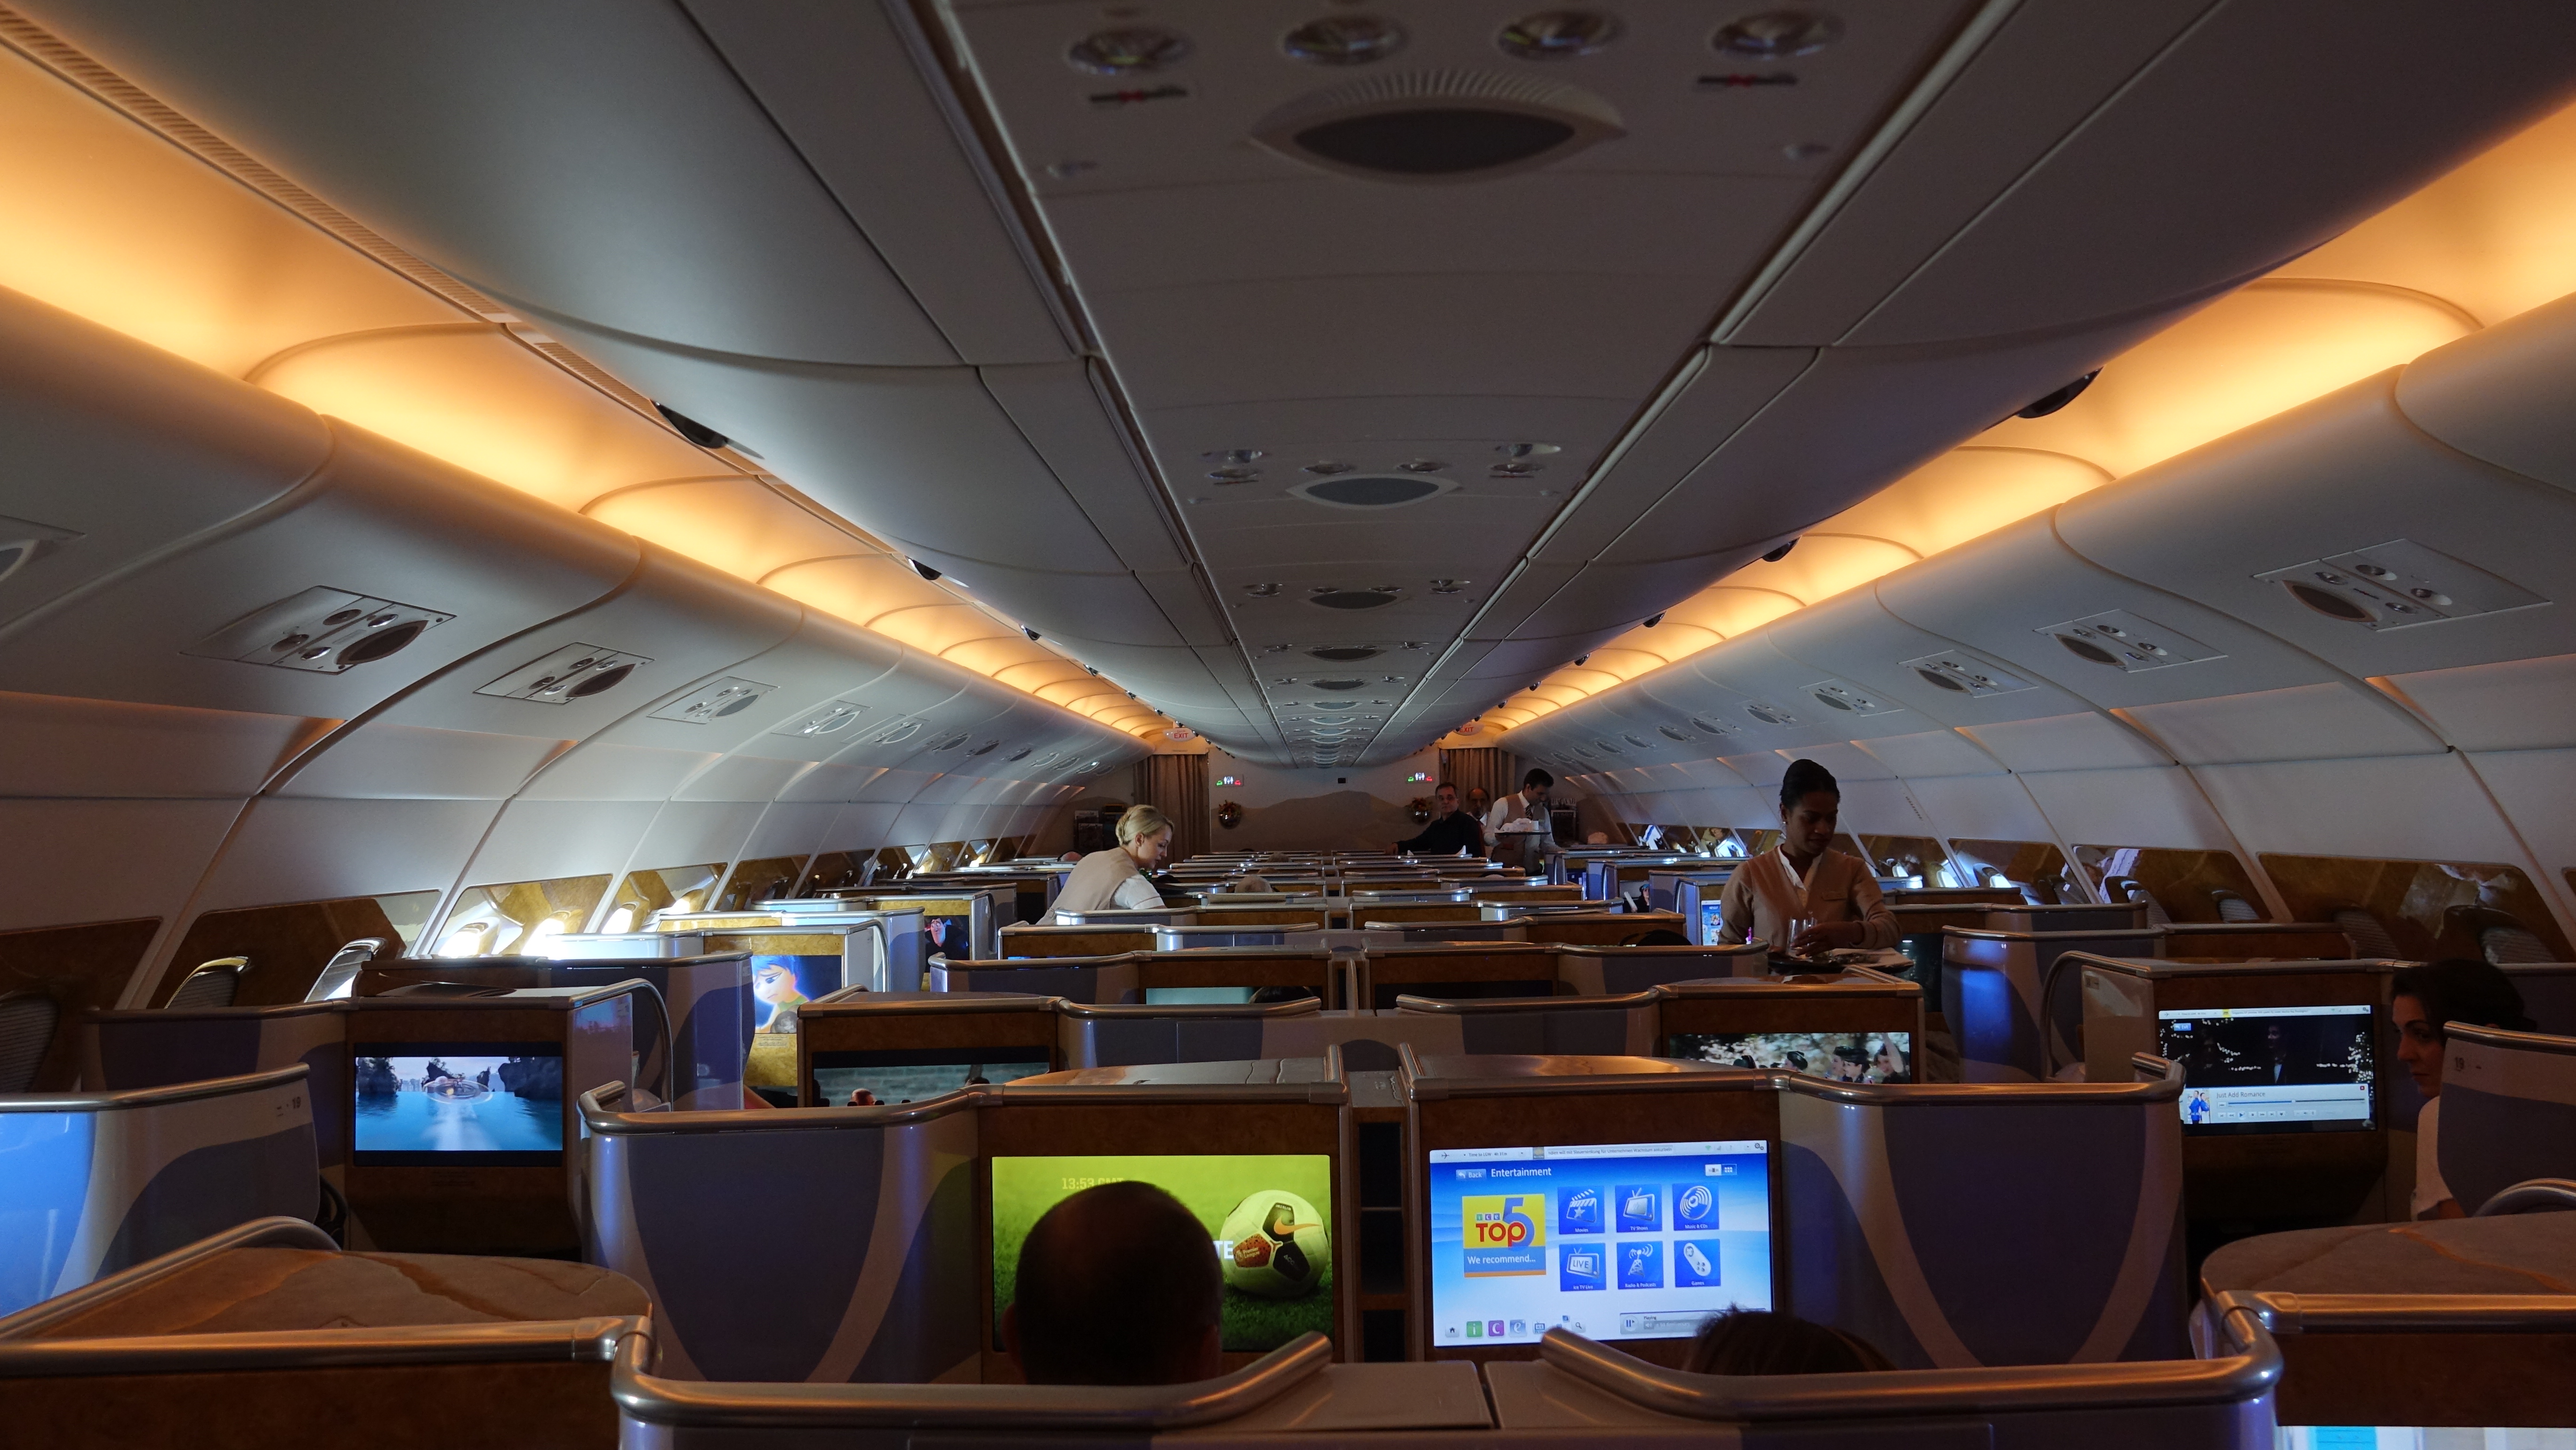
[753,962,810,1035]
[1219,1190,1329,1298]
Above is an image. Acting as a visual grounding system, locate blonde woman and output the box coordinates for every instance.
[1053,804,1175,914]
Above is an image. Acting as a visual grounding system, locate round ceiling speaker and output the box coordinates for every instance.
[1252,71,1624,183]
[1290,473,1457,509]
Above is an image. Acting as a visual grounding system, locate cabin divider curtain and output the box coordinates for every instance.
[1438,748,1517,807]
[1133,753,1209,862]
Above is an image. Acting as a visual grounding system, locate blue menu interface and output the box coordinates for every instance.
[1427,1139,1771,1346]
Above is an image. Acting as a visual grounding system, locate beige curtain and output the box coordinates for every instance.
[1133,753,1209,861]
[1438,747,1517,808]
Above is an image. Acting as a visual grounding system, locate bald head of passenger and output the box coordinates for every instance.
[1004,1180,1224,1386]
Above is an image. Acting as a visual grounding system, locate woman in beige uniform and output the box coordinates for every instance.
[1716,759,1898,958]
[1052,804,1175,914]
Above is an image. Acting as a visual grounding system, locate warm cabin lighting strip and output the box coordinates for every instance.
[1460,99,2576,745]
[0,12,1173,741]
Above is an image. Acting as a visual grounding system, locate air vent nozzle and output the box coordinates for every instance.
[1253,70,1624,183]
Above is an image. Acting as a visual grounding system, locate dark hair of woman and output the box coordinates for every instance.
[1684,1309,1894,1376]
[1778,757,1839,811]
[2391,958,2535,1039]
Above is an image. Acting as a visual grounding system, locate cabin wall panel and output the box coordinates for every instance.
[462,798,662,892]
[736,801,837,864]
[671,753,812,804]
[191,796,498,913]
[626,801,765,881]
[1854,729,2004,779]
[2118,683,2444,765]
[2385,652,2576,754]
[2190,753,2526,865]
[1902,773,2057,846]
[0,692,322,799]
[2455,749,2576,896]
[276,723,566,800]
[517,742,722,803]
[0,798,238,937]
[822,802,905,853]
[2015,766,2238,853]
[1957,711,2170,773]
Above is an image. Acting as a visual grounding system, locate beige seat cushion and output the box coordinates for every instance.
[2202,1213,2576,1298]
[35,1249,650,1337]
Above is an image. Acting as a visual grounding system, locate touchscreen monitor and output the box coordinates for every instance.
[1667,1031,1911,1084]
[353,1042,564,1165]
[991,1154,1333,1353]
[1427,1139,1770,1347]
[811,1048,1051,1106]
[1697,896,1724,947]
[2158,1005,2375,1134]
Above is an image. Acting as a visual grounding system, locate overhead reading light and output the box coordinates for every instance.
[1290,473,1457,510]
[650,677,775,724]
[2035,610,2224,672]
[1712,10,1842,58]
[475,642,648,704]
[1283,14,1408,65]
[2015,370,2101,419]
[654,403,730,449]
[1252,71,1624,182]
[775,701,866,738]
[1762,538,1799,563]
[2253,540,2543,630]
[187,586,453,676]
[1497,10,1622,60]
[1067,27,1191,75]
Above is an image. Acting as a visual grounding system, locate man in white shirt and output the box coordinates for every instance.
[1486,769,1556,873]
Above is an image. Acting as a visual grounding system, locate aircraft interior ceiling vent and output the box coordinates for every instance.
[1310,678,1367,692]
[774,701,866,738]
[186,587,452,675]
[1288,473,1458,509]
[1251,69,1624,182]
[475,643,647,704]
[648,676,773,725]
[1309,588,1401,611]
[1308,646,1383,662]
[2037,611,2222,674]
[2252,539,2545,631]
[1806,681,1898,716]
[1903,652,2035,699]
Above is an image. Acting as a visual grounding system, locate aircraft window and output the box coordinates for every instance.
[1743,829,1782,858]
[803,852,871,893]
[2263,854,2571,961]
[966,839,998,866]
[1949,840,2079,904]
[442,875,612,955]
[160,892,436,1002]
[2070,848,2268,924]
[0,918,160,1092]
[167,957,245,1009]
[604,864,724,931]
[1861,835,1953,887]
[0,991,57,1093]
[715,856,809,912]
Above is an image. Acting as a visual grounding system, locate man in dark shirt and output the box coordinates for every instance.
[1396,782,1485,857]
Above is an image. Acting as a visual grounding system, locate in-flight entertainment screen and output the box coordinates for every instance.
[2157,1005,2375,1134]
[809,1048,1051,1107]
[990,1154,1335,1354]
[352,1042,564,1165]
[1425,1139,1771,1348]
[1667,1031,1912,1084]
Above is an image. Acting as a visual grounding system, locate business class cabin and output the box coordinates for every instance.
[6,3,2576,1447]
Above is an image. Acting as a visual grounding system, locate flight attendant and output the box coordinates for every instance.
[1052,804,1174,914]
[1715,759,1898,957]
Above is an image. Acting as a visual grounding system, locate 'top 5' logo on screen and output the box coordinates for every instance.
[1461,1193,1549,1277]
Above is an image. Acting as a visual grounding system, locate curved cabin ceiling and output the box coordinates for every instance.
[11,1,2576,765]
[1464,96,2576,743]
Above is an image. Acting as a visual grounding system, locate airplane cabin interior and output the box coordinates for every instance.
[4,2,2576,1447]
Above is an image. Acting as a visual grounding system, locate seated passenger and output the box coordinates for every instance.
[1052,805,1174,914]
[1003,1180,1223,1385]
[1394,781,1484,857]
[2392,958,2536,1220]
[1685,1309,1894,1375]
[1715,759,1897,958]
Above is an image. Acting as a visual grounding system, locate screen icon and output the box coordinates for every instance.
[1465,1320,1482,1338]
[1488,1319,1506,1338]
[1674,1182,1716,1230]
[1618,1240,1664,1289]
[1616,1184,1661,1232]
[1560,1248,1605,1292]
[1463,1193,1549,1277]
[1509,1320,1527,1336]
[1560,1184,1602,1234]
[1674,1238,1723,1288]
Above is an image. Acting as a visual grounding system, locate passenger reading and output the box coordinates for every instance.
[1427,1140,1770,1345]
[2157,1005,2375,1134]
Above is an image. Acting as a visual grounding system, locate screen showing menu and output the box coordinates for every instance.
[1425,1139,1770,1348]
